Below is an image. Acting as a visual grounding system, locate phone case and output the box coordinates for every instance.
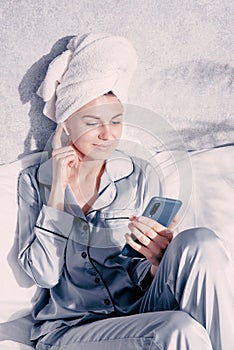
[122,197,182,258]
[143,197,182,227]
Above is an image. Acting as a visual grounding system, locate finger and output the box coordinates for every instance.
[153,227,173,240]
[125,233,162,262]
[129,225,151,246]
[168,215,178,232]
[130,215,166,237]
[128,220,148,235]
[52,145,76,156]
[52,123,64,150]
[131,215,173,240]
[131,215,166,232]
[128,221,157,242]
[53,151,78,165]
[125,232,148,256]
[128,222,171,249]
[65,141,83,164]
[52,144,80,169]
[151,234,171,250]
[56,153,78,169]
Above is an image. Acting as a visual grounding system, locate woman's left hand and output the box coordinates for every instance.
[125,215,177,276]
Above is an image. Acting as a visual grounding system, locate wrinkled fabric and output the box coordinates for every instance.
[17,150,161,340]
[35,227,234,350]
[140,228,234,350]
[36,310,212,350]
[17,149,234,349]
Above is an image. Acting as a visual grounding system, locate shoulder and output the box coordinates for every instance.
[18,163,41,198]
[130,155,153,168]
[114,149,154,169]
[128,154,159,178]
[18,162,40,184]
[128,154,162,196]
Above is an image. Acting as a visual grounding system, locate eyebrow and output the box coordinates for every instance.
[82,114,123,120]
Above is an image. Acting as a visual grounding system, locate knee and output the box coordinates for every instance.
[157,311,212,349]
[177,227,218,245]
[174,227,221,254]
[166,311,201,332]
[167,227,230,268]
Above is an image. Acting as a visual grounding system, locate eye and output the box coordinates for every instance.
[86,122,99,126]
[111,117,122,125]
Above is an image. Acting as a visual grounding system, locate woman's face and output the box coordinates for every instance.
[65,94,123,160]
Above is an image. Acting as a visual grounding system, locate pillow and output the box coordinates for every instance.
[0,152,43,323]
[0,341,33,350]
[0,314,35,349]
[155,146,234,262]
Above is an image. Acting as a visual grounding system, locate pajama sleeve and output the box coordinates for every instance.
[17,166,74,288]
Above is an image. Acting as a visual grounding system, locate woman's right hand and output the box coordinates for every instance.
[48,123,79,211]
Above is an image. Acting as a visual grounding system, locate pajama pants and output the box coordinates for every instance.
[36,228,234,350]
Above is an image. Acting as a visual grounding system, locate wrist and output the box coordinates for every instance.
[48,184,66,211]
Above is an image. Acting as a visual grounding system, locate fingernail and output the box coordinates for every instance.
[129,215,136,221]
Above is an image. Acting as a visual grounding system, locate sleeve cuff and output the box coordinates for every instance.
[36,204,74,238]
[133,259,153,292]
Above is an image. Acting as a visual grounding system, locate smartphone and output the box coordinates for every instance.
[121,197,182,258]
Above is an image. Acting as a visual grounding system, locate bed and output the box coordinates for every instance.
[0,133,233,349]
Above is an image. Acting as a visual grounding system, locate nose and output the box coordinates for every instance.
[98,123,112,140]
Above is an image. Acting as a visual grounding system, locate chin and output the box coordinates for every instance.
[84,148,115,161]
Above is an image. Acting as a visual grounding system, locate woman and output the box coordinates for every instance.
[18,32,234,350]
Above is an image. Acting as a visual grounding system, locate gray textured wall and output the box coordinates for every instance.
[1,0,233,164]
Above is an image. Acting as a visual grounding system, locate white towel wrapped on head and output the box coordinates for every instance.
[37,32,138,123]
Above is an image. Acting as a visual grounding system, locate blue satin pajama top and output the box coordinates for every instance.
[17,150,161,340]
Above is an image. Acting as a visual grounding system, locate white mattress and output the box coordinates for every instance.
[0,146,233,348]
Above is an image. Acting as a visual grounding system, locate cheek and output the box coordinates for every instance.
[71,129,98,145]
[114,125,123,138]
[69,128,82,143]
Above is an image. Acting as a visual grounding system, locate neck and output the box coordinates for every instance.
[68,146,108,184]
[79,158,105,179]
[68,158,106,214]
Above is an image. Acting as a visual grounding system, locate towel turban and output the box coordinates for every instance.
[37,32,138,123]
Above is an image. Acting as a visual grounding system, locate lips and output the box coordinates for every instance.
[93,143,114,150]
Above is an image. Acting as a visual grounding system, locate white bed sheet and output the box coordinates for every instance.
[0,146,233,348]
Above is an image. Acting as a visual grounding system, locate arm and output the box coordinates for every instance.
[17,167,74,289]
[18,123,79,288]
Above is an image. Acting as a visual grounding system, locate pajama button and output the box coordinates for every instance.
[83,224,89,231]
[104,298,110,305]
[81,252,87,258]
[95,277,100,284]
